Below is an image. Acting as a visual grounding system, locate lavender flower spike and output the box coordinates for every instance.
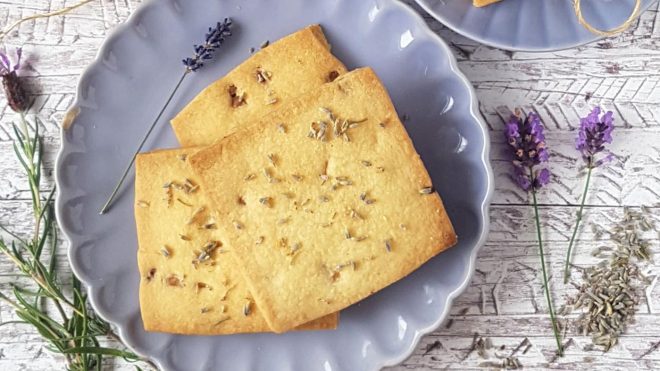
[505,109,563,355]
[0,47,28,113]
[183,18,233,72]
[563,106,615,284]
[576,106,614,168]
[505,110,551,191]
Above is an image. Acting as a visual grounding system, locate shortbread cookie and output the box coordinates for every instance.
[189,68,457,332]
[171,25,348,146]
[135,148,338,334]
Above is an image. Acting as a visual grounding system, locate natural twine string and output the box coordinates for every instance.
[574,0,641,36]
[0,0,94,41]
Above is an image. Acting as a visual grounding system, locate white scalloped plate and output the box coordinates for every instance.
[55,0,493,369]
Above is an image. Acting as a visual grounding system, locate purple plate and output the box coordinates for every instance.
[55,0,493,369]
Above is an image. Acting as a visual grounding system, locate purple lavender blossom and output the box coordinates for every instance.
[505,111,550,191]
[182,18,233,72]
[0,47,28,113]
[576,106,614,168]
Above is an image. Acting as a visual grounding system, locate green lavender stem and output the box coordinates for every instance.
[532,189,563,356]
[563,166,593,284]
[99,70,189,214]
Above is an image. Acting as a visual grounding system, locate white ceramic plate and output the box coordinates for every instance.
[55,0,493,369]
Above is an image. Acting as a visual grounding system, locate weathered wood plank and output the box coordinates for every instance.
[389,335,660,370]
[2,128,659,208]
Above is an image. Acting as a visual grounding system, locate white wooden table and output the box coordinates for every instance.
[1,0,659,370]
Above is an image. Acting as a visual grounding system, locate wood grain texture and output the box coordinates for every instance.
[0,0,659,369]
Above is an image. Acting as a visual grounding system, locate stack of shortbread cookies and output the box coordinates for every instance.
[135,25,456,335]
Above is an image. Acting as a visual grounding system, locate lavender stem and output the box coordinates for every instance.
[531,187,563,356]
[563,165,593,283]
[99,70,189,214]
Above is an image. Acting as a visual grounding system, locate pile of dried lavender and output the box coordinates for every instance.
[568,207,655,351]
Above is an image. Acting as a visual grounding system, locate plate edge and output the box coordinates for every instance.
[374,1,494,369]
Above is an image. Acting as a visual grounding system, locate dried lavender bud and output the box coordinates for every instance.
[328,70,339,82]
[0,48,28,113]
[182,18,233,72]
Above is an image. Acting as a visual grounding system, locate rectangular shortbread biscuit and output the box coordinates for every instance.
[135,148,338,334]
[171,24,348,146]
[189,67,457,332]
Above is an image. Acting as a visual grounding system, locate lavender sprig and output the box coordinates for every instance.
[563,107,614,283]
[505,110,562,356]
[1,47,156,370]
[100,18,233,214]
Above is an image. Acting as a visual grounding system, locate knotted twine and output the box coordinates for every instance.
[574,0,641,36]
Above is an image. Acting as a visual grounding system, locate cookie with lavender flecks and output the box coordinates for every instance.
[135,148,338,335]
[189,67,457,332]
[171,24,348,146]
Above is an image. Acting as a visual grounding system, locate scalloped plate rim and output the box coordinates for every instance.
[53,0,494,369]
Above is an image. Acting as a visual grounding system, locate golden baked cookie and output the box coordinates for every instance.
[135,148,338,334]
[171,25,348,146]
[189,67,457,332]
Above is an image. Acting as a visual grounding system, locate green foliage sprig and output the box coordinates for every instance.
[0,49,155,370]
